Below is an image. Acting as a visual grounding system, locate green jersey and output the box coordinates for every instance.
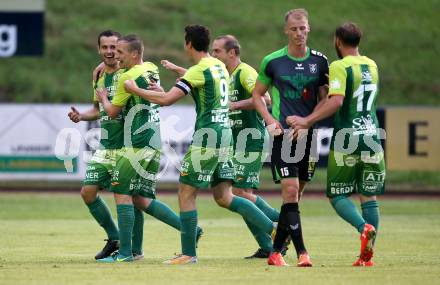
[257,47,328,129]
[93,70,124,149]
[328,55,381,153]
[229,62,266,152]
[111,62,161,150]
[176,57,231,148]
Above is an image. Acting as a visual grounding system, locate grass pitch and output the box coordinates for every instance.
[0,192,439,285]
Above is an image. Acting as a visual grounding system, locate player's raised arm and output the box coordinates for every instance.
[124,79,185,106]
[230,93,271,111]
[287,95,344,140]
[161,60,187,77]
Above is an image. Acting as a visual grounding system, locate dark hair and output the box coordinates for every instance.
[184,25,210,52]
[118,34,144,56]
[97,30,121,46]
[335,22,362,47]
[215,35,241,56]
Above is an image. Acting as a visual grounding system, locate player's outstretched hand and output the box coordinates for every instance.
[161,60,187,77]
[161,60,179,72]
[68,106,81,123]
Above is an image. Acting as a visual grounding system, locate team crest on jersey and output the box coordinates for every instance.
[309,64,317,74]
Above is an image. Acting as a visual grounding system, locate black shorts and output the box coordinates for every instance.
[270,130,317,183]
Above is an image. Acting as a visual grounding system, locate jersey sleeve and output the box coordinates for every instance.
[239,65,258,94]
[175,65,205,95]
[256,56,272,86]
[111,72,131,106]
[328,61,347,97]
[318,57,329,87]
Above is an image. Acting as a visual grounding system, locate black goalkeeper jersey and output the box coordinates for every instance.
[257,46,329,129]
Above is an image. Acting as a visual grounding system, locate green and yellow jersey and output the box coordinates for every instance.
[111,62,161,150]
[229,62,267,152]
[328,55,381,153]
[93,69,124,149]
[175,57,231,148]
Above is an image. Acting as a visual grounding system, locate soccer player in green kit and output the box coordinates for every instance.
[161,35,282,259]
[211,35,283,259]
[124,25,275,265]
[288,22,384,266]
[253,9,329,266]
[69,30,137,260]
[95,34,201,262]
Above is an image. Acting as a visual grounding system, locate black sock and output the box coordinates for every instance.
[283,203,307,256]
[273,205,289,252]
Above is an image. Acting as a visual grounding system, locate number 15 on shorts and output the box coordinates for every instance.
[280,167,289,177]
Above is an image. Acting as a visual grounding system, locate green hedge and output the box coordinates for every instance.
[0,0,439,105]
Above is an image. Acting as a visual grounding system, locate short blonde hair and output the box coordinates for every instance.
[284,8,309,22]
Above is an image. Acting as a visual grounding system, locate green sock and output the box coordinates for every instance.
[331,196,365,233]
[144,199,180,231]
[255,196,280,222]
[244,218,273,252]
[361,200,380,231]
[116,204,135,257]
[144,200,203,238]
[229,196,273,234]
[87,196,119,240]
[132,208,144,255]
[180,210,197,257]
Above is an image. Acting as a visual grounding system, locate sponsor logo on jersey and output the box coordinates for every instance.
[295,63,304,70]
[352,115,376,135]
[229,89,239,96]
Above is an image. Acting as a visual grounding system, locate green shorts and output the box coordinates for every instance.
[179,145,235,189]
[233,151,267,190]
[83,149,120,189]
[110,147,160,198]
[327,150,386,198]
